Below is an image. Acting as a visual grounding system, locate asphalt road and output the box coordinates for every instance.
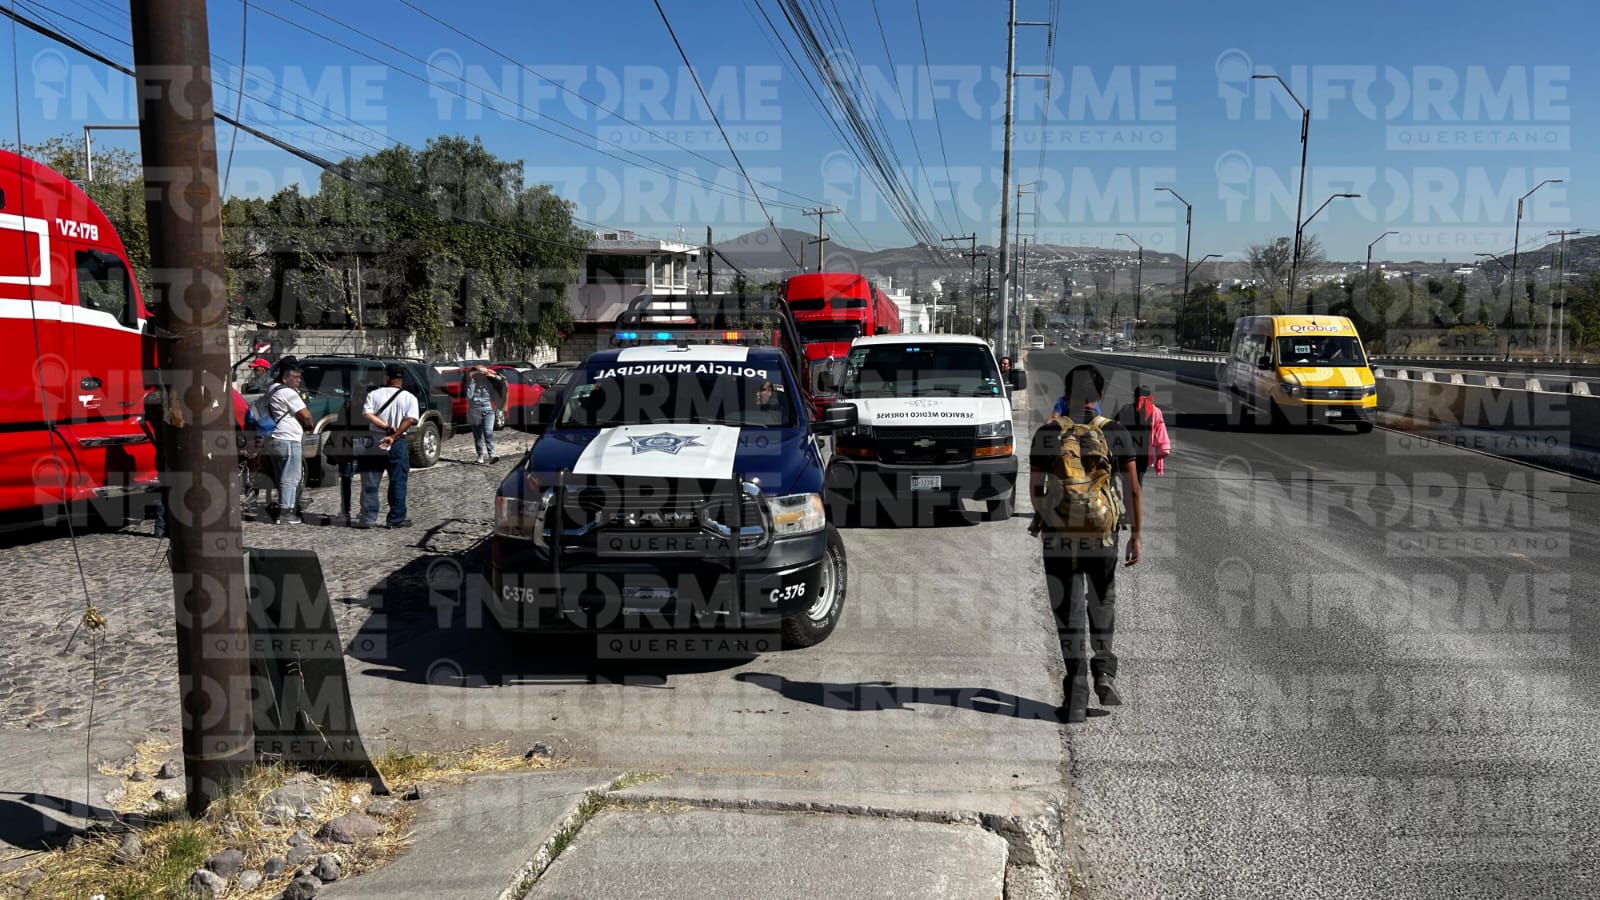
[1027,348,1600,900]
[342,441,1067,800]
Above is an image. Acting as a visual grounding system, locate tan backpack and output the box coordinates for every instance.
[1045,415,1122,545]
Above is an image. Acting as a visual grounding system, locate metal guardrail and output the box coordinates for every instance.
[1071,347,1596,396]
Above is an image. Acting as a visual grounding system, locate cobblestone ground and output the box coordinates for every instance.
[0,432,534,740]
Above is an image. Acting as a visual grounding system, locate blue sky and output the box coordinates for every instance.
[3,0,1592,263]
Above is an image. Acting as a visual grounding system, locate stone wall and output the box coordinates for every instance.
[229,326,558,367]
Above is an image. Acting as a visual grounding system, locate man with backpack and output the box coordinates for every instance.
[1029,364,1142,723]
[252,361,314,525]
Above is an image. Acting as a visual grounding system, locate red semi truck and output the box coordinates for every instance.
[0,149,159,529]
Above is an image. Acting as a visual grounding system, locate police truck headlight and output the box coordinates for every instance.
[976,420,1012,438]
[495,495,544,539]
[769,493,826,536]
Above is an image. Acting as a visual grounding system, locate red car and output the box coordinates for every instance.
[440,365,545,429]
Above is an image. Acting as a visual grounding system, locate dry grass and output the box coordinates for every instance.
[0,741,555,899]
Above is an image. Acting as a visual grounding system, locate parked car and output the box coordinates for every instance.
[296,355,455,484]
[439,365,546,429]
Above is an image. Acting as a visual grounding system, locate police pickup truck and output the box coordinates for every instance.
[491,342,857,648]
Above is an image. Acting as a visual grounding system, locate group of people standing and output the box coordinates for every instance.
[249,360,419,529]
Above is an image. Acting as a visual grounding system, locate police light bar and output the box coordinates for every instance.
[610,328,773,348]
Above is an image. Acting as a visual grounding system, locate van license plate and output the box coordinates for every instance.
[911,476,941,491]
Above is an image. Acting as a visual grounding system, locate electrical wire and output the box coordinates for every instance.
[651,0,801,268]
[221,0,249,195]
[263,0,809,212]
[913,0,965,235]
[391,0,826,210]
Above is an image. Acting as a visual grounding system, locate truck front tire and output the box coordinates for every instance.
[781,525,847,648]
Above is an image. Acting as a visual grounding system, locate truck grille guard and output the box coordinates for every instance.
[534,470,774,562]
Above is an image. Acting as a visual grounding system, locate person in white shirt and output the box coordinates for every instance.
[257,362,313,524]
[357,363,420,529]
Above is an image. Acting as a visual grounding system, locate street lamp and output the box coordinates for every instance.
[82,124,140,182]
[1185,253,1221,349]
[1155,187,1192,344]
[1298,193,1361,314]
[1365,230,1397,294]
[1254,73,1310,306]
[1118,233,1143,338]
[1509,178,1562,328]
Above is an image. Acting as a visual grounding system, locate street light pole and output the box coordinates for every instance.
[1297,193,1361,314]
[1118,232,1143,339]
[1156,187,1192,346]
[1254,73,1310,310]
[1508,178,1562,330]
[1187,253,1220,346]
[1365,230,1397,299]
[82,123,141,181]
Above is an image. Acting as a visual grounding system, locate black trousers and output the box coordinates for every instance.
[1042,533,1119,687]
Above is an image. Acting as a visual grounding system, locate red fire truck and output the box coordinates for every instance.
[0,149,158,529]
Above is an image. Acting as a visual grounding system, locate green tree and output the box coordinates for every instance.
[1246,234,1326,305]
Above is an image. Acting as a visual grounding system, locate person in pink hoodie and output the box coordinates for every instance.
[1115,386,1171,484]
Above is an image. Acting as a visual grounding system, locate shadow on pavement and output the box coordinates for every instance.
[734,672,1064,722]
[0,793,145,853]
[341,543,758,689]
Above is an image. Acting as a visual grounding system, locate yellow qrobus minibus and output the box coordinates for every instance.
[1222,315,1377,433]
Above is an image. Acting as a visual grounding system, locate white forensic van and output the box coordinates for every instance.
[823,333,1022,522]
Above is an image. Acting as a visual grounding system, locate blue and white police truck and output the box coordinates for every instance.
[491,339,857,648]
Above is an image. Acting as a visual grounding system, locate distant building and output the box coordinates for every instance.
[562,230,702,358]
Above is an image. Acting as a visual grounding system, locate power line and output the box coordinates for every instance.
[651,0,801,268]
[913,0,965,235]
[869,0,953,238]
[259,0,811,211]
[1,6,601,257]
[391,0,826,210]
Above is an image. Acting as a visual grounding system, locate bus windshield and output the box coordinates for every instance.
[841,343,1004,399]
[1276,335,1367,367]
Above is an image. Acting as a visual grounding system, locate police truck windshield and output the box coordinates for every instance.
[556,366,796,429]
[840,343,1004,399]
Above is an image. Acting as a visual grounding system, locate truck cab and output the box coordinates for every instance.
[491,343,858,648]
[824,333,1019,523]
[0,149,157,530]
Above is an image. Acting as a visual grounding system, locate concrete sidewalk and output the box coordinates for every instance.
[325,769,1061,900]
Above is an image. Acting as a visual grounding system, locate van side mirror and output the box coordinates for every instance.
[1009,369,1028,391]
[1256,355,1273,370]
[815,402,858,433]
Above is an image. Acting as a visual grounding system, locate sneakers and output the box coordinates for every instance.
[489,455,500,464]
[1094,676,1123,707]
[475,453,486,465]
[279,513,302,526]
[387,519,413,529]
[352,520,374,529]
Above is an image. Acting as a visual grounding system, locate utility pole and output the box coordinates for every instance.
[998,3,1049,358]
[131,0,254,816]
[803,208,839,272]
[942,233,977,332]
[705,226,714,295]
[1548,229,1582,356]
